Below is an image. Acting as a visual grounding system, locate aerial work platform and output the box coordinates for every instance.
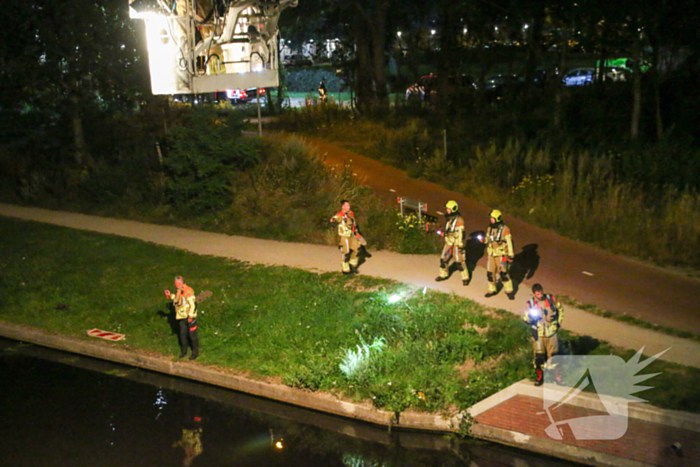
[129,0,297,95]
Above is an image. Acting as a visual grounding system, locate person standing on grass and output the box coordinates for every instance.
[330,200,366,274]
[165,276,199,360]
[318,80,328,103]
[483,209,515,299]
[435,200,470,285]
[523,283,564,386]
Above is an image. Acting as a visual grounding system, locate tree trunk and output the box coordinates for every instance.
[630,32,642,140]
[553,36,568,129]
[352,15,374,111]
[524,12,545,86]
[651,43,664,140]
[70,94,87,165]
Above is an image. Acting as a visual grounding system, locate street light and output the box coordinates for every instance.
[397,31,402,37]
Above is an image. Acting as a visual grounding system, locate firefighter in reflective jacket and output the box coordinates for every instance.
[435,200,470,285]
[330,199,365,274]
[483,209,515,299]
[165,276,199,360]
[523,283,564,386]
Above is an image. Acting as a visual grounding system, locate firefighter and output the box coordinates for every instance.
[318,80,328,102]
[330,200,365,274]
[483,209,515,299]
[435,200,470,285]
[523,283,564,386]
[165,276,199,360]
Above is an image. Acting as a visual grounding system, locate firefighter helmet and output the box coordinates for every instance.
[445,200,459,212]
[489,209,503,222]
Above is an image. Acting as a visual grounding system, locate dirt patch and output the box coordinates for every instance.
[456,359,477,379]
[463,321,489,335]
[456,353,506,380]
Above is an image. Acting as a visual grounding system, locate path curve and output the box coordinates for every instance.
[307,139,700,335]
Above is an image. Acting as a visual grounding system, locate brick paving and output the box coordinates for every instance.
[475,395,699,467]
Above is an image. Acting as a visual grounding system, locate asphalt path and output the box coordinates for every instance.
[309,139,700,335]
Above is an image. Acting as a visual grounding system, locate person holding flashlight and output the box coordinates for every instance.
[435,200,470,285]
[165,276,199,360]
[523,283,564,386]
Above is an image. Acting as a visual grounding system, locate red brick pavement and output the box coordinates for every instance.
[475,395,699,467]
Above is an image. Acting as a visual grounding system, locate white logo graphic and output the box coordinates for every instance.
[541,347,668,440]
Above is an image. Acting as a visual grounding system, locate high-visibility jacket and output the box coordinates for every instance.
[173,284,197,320]
[523,294,564,338]
[332,210,358,238]
[444,213,465,248]
[486,222,514,257]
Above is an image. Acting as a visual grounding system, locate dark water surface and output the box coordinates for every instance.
[0,338,577,467]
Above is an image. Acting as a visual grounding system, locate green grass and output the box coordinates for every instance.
[1,216,699,416]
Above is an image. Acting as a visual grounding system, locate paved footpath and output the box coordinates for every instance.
[2,203,700,466]
[2,203,699,369]
[469,380,700,467]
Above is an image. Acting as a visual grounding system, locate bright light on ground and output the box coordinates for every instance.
[387,294,402,304]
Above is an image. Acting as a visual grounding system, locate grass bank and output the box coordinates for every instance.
[2,216,699,417]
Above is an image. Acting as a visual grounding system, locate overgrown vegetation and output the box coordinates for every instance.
[0,104,441,254]
[1,217,699,415]
[275,102,700,270]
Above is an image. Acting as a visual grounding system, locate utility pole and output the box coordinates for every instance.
[257,88,262,136]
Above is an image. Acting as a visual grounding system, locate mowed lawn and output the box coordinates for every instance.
[1,216,698,416]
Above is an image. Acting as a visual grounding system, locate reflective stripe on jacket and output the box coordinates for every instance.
[173,284,197,320]
[486,223,513,257]
[523,294,563,338]
[444,214,465,247]
[333,210,357,238]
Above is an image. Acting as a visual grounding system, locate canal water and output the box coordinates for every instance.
[0,338,578,466]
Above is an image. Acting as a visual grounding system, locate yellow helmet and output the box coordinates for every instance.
[445,200,459,212]
[489,209,503,222]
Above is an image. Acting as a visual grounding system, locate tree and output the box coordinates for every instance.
[1,0,150,165]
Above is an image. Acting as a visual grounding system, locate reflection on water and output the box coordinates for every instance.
[0,339,578,466]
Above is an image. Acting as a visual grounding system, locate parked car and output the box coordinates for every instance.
[226,87,265,104]
[406,74,477,103]
[563,68,595,86]
[284,54,313,67]
[482,74,526,101]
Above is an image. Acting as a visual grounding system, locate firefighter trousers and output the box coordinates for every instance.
[532,334,559,369]
[339,235,360,272]
[487,255,513,293]
[179,318,199,357]
[438,244,470,280]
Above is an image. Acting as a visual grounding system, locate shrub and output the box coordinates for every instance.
[164,106,256,212]
[339,336,387,382]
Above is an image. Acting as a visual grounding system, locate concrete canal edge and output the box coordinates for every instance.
[3,321,698,467]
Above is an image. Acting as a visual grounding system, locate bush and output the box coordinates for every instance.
[164,105,255,212]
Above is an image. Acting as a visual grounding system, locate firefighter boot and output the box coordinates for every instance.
[460,266,470,286]
[436,260,449,282]
[535,368,544,386]
[189,330,199,361]
[554,367,563,385]
[179,347,188,359]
